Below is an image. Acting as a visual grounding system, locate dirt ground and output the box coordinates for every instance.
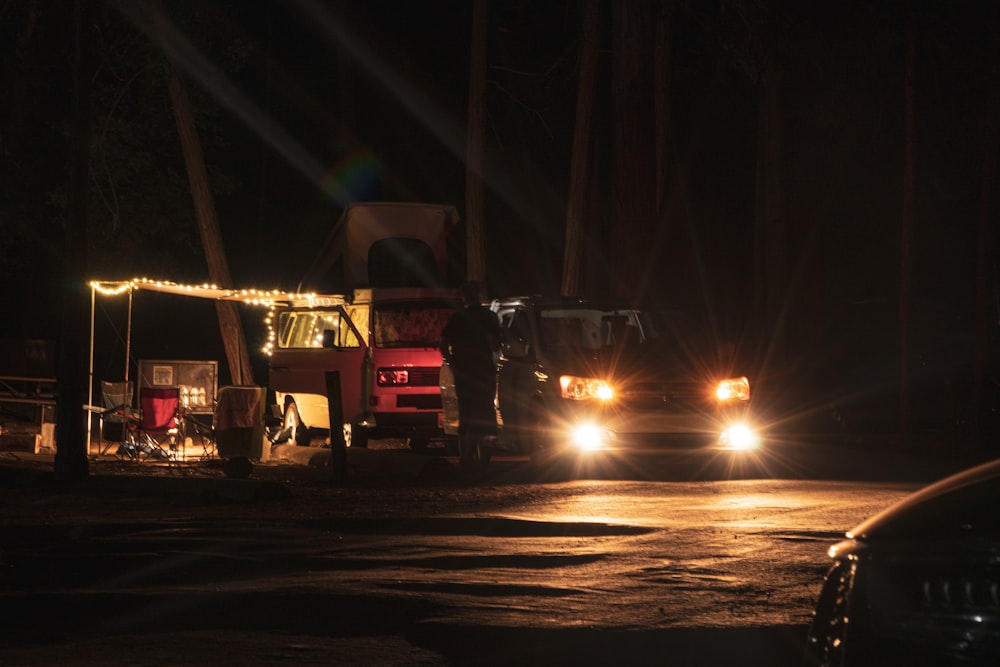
[2,439,994,666]
[0,446,478,667]
[0,448,814,667]
[4,444,671,667]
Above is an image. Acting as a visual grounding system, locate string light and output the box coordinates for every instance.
[89,277,339,357]
[89,277,316,306]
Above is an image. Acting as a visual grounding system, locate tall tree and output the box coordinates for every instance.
[132,0,254,385]
[974,6,999,449]
[654,1,675,219]
[898,6,916,444]
[2,0,37,163]
[167,63,254,385]
[561,0,600,297]
[611,0,658,300]
[753,59,784,357]
[55,0,93,481]
[709,0,790,365]
[465,0,488,295]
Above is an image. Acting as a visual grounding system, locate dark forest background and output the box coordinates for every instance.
[2,0,998,452]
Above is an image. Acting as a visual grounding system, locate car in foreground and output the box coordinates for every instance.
[804,457,1000,666]
[442,296,760,463]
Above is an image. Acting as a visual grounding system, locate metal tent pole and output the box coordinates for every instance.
[125,286,132,387]
[121,286,133,452]
[86,284,95,453]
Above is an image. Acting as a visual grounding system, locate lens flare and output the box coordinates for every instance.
[570,423,608,451]
[720,423,759,451]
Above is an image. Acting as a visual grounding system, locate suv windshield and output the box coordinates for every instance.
[536,307,646,354]
[373,301,457,348]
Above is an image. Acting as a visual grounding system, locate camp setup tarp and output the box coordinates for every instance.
[86,279,327,448]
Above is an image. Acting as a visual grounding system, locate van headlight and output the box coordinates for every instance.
[560,375,614,401]
[377,368,410,386]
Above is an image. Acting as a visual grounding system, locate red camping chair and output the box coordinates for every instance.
[120,387,181,460]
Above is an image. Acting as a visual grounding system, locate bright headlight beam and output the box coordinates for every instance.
[571,423,606,451]
[720,423,759,451]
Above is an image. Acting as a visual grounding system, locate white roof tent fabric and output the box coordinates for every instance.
[297,202,459,293]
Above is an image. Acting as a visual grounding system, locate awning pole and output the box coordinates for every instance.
[125,286,133,386]
[86,284,95,453]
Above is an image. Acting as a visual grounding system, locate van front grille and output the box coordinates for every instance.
[407,367,441,386]
[396,394,442,409]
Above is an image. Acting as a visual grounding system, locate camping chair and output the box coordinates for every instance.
[184,410,218,459]
[119,386,180,461]
[214,385,267,477]
[99,380,134,454]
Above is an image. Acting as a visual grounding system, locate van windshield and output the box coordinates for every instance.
[373,301,457,348]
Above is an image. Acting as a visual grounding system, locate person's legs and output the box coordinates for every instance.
[454,366,495,466]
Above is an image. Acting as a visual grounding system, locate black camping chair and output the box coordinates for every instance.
[99,380,134,454]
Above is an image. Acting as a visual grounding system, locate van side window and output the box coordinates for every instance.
[345,305,368,347]
[278,310,355,349]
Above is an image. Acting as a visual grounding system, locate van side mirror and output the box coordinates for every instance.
[503,338,529,358]
[322,330,338,348]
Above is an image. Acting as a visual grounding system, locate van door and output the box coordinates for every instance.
[268,306,368,431]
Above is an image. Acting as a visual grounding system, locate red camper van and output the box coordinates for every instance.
[266,203,463,449]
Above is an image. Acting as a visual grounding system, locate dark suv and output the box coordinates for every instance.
[485,296,759,460]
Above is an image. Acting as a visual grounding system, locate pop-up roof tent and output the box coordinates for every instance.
[297,202,460,293]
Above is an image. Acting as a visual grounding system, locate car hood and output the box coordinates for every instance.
[847,457,1000,542]
[542,340,702,383]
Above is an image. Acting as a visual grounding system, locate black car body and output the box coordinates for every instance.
[805,457,1000,666]
[483,296,758,459]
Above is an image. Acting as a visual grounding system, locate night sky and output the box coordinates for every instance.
[2,1,997,434]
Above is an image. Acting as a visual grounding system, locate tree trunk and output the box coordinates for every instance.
[752,64,784,359]
[167,66,255,386]
[899,8,916,445]
[654,1,674,219]
[465,0,488,294]
[3,1,38,160]
[973,7,999,450]
[55,0,93,481]
[611,0,657,300]
[561,0,600,297]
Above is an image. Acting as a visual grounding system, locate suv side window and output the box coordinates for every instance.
[504,308,534,359]
[498,308,516,331]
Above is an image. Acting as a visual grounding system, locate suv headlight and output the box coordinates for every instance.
[715,376,750,402]
[560,375,614,401]
[720,422,759,450]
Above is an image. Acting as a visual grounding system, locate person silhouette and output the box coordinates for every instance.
[440,282,500,466]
